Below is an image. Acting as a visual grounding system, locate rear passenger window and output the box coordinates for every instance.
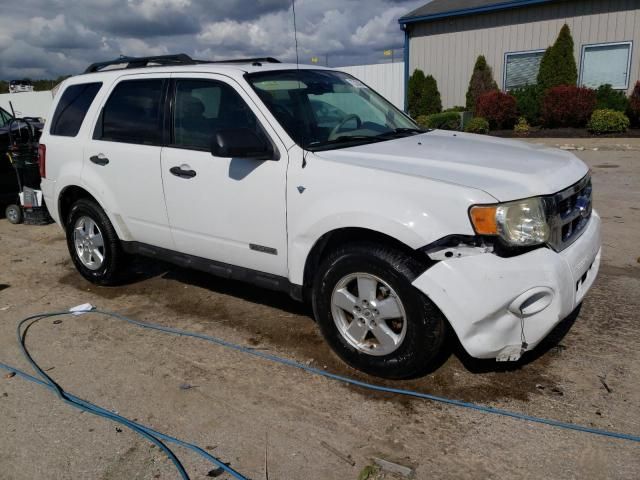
[50,83,102,137]
[99,79,164,145]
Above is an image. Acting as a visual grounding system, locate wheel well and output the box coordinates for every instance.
[58,186,97,226]
[302,227,427,297]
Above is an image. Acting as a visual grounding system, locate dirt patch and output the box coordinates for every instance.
[2,147,640,479]
[599,264,640,280]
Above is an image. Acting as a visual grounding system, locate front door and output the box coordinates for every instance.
[160,75,289,277]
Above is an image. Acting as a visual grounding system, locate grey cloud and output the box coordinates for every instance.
[0,0,424,79]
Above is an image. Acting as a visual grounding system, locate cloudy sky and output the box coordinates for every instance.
[0,0,425,80]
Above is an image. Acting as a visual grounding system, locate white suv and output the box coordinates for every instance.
[39,54,601,378]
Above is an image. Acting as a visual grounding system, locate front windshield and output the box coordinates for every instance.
[247,69,422,151]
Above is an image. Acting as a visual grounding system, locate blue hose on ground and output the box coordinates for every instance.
[1,308,639,480]
[2,310,249,480]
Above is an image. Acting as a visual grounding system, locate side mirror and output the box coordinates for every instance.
[211,128,276,160]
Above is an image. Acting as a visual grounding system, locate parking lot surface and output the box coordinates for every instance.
[1,141,639,479]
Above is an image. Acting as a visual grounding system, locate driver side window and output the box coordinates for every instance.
[173,80,262,150]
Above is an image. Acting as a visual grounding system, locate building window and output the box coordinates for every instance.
[504,50,545,90]
[580,42,632,90]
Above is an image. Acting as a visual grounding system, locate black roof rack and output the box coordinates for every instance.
[84,54,281,73]
[207,57,281,65]
[84,54,196,73]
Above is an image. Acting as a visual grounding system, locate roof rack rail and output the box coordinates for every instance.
[84,54,282,74]
[84,54,196,73]
[206,57,281,65]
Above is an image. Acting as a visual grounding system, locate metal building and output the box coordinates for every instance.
[399,0,640,108]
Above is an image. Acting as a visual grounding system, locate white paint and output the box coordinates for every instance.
[40,62,601,364]
[338,62,404,110]
[314,129,589,201]
[413,213,601,359]
[0,91,53,119]
[160,72,290,276]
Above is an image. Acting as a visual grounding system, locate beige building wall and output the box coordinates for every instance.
[407,0,640,108]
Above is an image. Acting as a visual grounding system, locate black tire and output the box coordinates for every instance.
[65,198,125,286]
[5,204,23,224]
[312,242,446,379]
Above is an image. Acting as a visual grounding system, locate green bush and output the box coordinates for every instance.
[511,85,542,125]
[415,115,429,128]
[588,109,630,134]
[423,74,443,115]
[408,69,427,118]
[420,111,461,130]
[595,84,629,112]
[537,24,578,90]
[514,117,531,136]
[444,105,466,112]
[408,69,443,118]
[464,117,490,134]
[466,55,498,112]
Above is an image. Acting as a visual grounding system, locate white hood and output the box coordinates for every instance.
[315,130,589,201]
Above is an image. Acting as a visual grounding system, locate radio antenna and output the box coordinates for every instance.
[292,0,300,67]
[291,0,308,167]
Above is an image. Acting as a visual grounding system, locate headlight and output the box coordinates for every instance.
[469,197,550,247]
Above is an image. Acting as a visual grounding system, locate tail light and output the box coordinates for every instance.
[38,144,46,178]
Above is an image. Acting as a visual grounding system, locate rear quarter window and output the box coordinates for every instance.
[50,82,102,137]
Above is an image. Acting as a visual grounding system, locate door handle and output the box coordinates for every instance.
[170,166,197,179]
[89,154,109,166]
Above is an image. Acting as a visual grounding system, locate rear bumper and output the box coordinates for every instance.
[412,211,601,360]
[41,178,60,224]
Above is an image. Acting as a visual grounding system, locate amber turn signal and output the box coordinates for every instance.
[469,205,498,235]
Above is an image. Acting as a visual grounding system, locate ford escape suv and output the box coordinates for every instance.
[39,54,601,379]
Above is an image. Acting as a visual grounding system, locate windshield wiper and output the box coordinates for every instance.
[376,127,427,138]
[308,135,386,150]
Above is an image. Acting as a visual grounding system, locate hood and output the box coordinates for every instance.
[314,130,589,201]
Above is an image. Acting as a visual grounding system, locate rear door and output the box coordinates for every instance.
[83,75,174,249]
[160,74,289,276]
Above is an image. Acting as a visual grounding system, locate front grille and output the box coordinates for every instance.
[547,175,592,251]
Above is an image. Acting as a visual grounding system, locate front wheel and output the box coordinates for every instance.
[65,198,125,286]
[312,242,447,379]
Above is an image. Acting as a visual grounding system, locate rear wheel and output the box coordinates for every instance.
[5,204,23,224]
[312,242,447,379]
[65,198,125,285]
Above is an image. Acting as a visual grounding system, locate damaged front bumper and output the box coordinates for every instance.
[413,211,602,361]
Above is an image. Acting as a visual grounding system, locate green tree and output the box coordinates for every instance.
[465,55,498,112]
[407,69,427,118]
[423,74,442,115]
[537,24,578,90]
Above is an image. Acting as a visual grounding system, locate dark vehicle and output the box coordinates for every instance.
[0,106,46,223]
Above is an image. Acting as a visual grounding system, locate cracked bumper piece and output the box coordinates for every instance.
[412,212,601,360]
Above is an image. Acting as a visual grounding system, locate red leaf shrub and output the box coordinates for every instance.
[476,91,518,129]
[628,81,640,127]
[540,86,597,128]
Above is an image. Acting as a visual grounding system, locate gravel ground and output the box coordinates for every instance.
[1,140,639,480]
